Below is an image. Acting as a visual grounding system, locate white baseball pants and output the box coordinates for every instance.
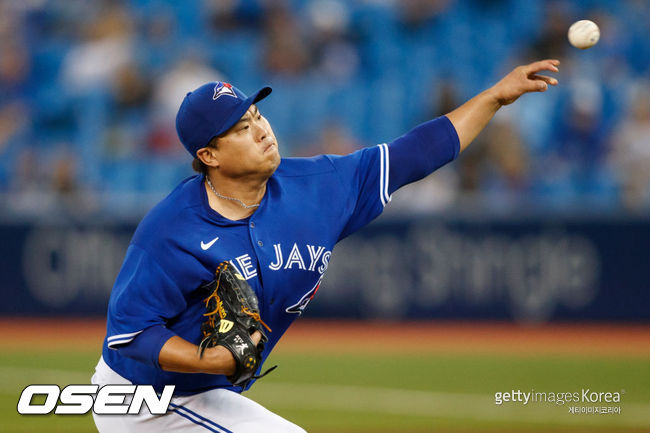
[91,357,306,433]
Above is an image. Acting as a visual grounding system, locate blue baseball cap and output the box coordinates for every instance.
[175,82,272,156]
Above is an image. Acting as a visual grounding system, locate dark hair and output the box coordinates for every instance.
[191,136,218,175]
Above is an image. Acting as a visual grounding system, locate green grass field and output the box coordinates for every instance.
[2,338,649,433]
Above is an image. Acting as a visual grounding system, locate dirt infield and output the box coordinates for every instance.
[1,318,649,357]
[277,320,650,357]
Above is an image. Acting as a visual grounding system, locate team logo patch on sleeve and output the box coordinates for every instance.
[213,82,237,100]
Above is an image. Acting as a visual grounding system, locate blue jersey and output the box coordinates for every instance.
[102,116,459,395]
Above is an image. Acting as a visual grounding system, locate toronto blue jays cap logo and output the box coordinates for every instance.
[213,82,237,100]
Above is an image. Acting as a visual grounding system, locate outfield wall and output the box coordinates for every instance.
[1,215,648,322]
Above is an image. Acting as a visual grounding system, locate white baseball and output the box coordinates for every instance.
[568,20,600,49]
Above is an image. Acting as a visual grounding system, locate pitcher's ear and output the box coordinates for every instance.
[196,146,219,169]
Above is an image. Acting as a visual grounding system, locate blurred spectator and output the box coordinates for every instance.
[113,64,152,111]
[47,149,98,216]
[425,78,461,122]
[307,0,360,81]
[149,58,224,155]
[550,77,610,199]
[387,166,459,214]
[295,121,361,157]
[456,115,530,203]
[0,104,29,189]
[609,83,650,209]
[136,5,179,73]
[11,148,40,190]
[103,61,152,160]
[0,104,27,153]
[0,10,31,191]
[60,3,134,93]
[530,1,572,61]
[6,148,47,214]
[51,151,80,202]
[0,33,30,158]
[0,37,30,99]
[204,0,264,32]
[456,139,485,196]
[101,62,152,158]
[556,79,605,164]
[262,5,312,77]
[483,117,531,195]
[397,0,451,31]
[152,58,224,122]
[7,145,97,216]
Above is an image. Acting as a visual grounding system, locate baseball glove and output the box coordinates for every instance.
[198,261,275,388]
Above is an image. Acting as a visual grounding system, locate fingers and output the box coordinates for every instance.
[528,79,549,92]
[524,76,550,92]
[251,330,262,345]
[530,74,559,86]
[522,60,560,93]
[524,59,560,74]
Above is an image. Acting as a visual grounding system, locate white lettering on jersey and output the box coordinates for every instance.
[234,254,257,280]
[228,260,256,281]
[269,243,283,270]
[318,251,331,275]
[306,245,325,272]
[228,260,241,276]
[268,243,331,274]
[284,243,306,270]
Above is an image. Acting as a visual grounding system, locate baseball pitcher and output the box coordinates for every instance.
[93,60,559,432]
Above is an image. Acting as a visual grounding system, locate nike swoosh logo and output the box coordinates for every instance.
[200,237,219,250]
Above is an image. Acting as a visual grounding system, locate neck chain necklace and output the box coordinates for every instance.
[206,176,260,209]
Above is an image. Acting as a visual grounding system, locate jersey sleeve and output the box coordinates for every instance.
[387,115,460,194]
[330,115,460,239]
[326,144,385,240]
[105,243,186,349]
